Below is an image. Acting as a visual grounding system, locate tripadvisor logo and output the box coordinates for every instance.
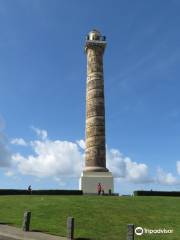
[135,227,143,236]
[135,226,173,235]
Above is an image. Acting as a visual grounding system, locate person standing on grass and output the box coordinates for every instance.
[97,183,102,195]
[28,185,32,194]
[101,185,105,195]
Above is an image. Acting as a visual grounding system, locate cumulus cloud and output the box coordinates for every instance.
[12,128,83,178]
[76,139,85,150]
[7,126,180,187]
[107,149,150,183]
[31,126,48,141]
[176,161,180,175]
[9,128,150,183]
[156,168,179,185]
[11,138,27,146]
[4,170,15,177]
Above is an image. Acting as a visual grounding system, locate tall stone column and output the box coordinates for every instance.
[79,30,114,194]
[85,30,108,172]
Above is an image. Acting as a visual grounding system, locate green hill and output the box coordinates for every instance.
[0,195,179,240]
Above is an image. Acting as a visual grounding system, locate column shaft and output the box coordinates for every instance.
[85,46,107,172]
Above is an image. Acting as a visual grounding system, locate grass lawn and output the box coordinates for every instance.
[0,195,179,240]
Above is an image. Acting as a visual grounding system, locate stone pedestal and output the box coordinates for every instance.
[79,171,114,194]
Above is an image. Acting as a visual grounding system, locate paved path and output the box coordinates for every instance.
[0,225,66,240]
[0,236,19,240]
[0,236,20,240]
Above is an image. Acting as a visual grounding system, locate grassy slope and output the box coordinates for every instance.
[0,195,179,240]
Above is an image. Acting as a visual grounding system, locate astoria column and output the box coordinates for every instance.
[79,30,114,193]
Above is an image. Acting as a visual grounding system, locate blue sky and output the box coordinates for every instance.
[0,0,180,194]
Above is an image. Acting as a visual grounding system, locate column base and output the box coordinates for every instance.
[79,171,114,194]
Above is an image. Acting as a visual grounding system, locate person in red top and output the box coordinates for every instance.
[97,183,102,195]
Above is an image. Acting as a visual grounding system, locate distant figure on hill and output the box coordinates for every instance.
[28,185,32,194]
[101,185,105,195]
[97,183,102,195]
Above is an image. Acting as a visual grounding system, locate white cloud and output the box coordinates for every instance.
[9,129,149,183]
[12,136,83,178]
[11,132,149,183]
[31,126,48,141]
[107,148,150,183]
[176,161,180,175]
[107,149,127,178]
[4,170,15,177]
[125,158,149,182]
[76,139,85,150]
[8,127,180,187]
[11,138,27,146]
[156,168,179,185]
